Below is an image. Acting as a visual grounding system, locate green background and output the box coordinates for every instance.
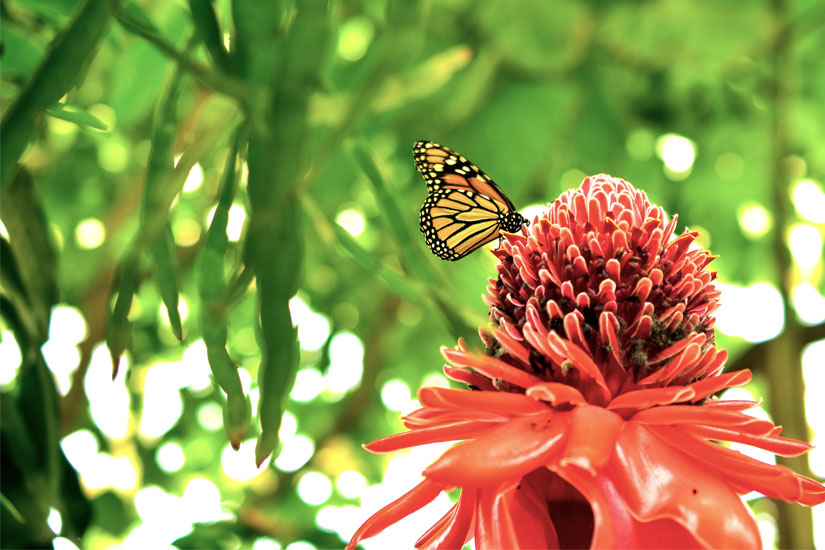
[1,0,824,548]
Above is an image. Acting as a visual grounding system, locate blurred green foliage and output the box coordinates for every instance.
[1,0,824,548]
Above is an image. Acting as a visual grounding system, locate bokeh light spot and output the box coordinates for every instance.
[85,344,130,440]
[221,440,270,482]
[285,541,317,550]
[205,204,247,242]
[802,340,825,479]
[139,362,184,439]
[227,204,246,242]
[297,471,333,505]
[324,332,364,396]
[97,138,130,173]
[182,477,233,523]
[172,217,202,246]
[274,434,315,472]
[715,282,784,343]
[183,163,204,192]
[656,133,696,178]
[290,367,323,402]
[196,401,224,431]
[336,470,367,499]
[792,283,825,325]
[156,441,186,473]
[738,204,771,237]
[252,538,282,550]
[75,218,106,249]
[337,18,374,61]
[47,507,62,535]
[52,537,79,550]
[279,410,298,440]
[380,379,411,412]
[792,179,825,223]
[289,296,332,352]
[336,207,366,237]
[788,224,823,270]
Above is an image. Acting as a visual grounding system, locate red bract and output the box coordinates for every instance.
[349,175,825,549]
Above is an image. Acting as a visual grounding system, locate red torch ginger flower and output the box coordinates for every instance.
[349,175,825,549]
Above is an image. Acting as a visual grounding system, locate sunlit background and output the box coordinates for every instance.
[1,0,824,549]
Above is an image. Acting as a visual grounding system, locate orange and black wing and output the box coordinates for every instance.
[413,141,518,210]
[419,188,511,261]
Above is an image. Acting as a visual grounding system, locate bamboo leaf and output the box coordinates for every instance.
[0,0,121,190]
[107,45,187,368]
[0,169,58,340]
[198,130,250,449]
[153,226,184,341]
[238,1,332,465]
[188,0,231,72]
[106,252,138,373]
[45,103,109,130]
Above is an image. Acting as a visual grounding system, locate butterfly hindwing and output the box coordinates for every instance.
[419,188,513,260]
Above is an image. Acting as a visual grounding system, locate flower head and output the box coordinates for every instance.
[349,175,825,549]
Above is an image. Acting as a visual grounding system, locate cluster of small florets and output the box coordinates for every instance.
[482,175,723,393]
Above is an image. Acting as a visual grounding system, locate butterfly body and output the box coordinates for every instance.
[414,141,528,260]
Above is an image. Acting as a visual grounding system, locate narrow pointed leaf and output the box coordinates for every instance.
[0,0,121,189]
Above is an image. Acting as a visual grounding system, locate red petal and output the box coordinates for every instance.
[559,405,624,474]
[425,411,567,487]
[443,365,495,391]
[474,482,560,549]
[631,405,776,436]
[347,478,444,550]
[655,425,825,504]
[605,422,761,548]
[686,369,752,401]
[415,490,475,550]
[414,503,455,550]
[679,424,813,457]
[556,464,705,549]
[546,331,611,403]
[365,420,503,453]
[701,399,761,411]
[608,386,695,411]
[525,382,586,406]
[441,347,544,389]
[403,407,507,429]
[418,387,548,416]
[491,324,531,367]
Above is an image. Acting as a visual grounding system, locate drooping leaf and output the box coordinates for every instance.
[0,0,121,189]
[198,129,250,449]
[45,102,109,130]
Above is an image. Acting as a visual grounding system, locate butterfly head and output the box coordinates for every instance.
[501,211,529,234]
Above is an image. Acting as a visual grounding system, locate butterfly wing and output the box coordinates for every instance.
[419,188,510,261]
[413,141,518,210]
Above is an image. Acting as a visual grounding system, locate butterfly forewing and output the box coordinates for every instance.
[415,141,528,261]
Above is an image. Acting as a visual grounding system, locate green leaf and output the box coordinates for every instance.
[153,226,184,341]
[0,169,58,341]
[45,102,109,130]
[0,0,121,190]
[108,43,188,368]
[198,130,249,449]
[188,0,231,71]
[0,23,46,78]
[241,2,332,465]
[106,251,138,374]
[0,493,24,524]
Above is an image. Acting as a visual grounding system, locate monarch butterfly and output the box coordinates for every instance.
[414,141,529,260]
